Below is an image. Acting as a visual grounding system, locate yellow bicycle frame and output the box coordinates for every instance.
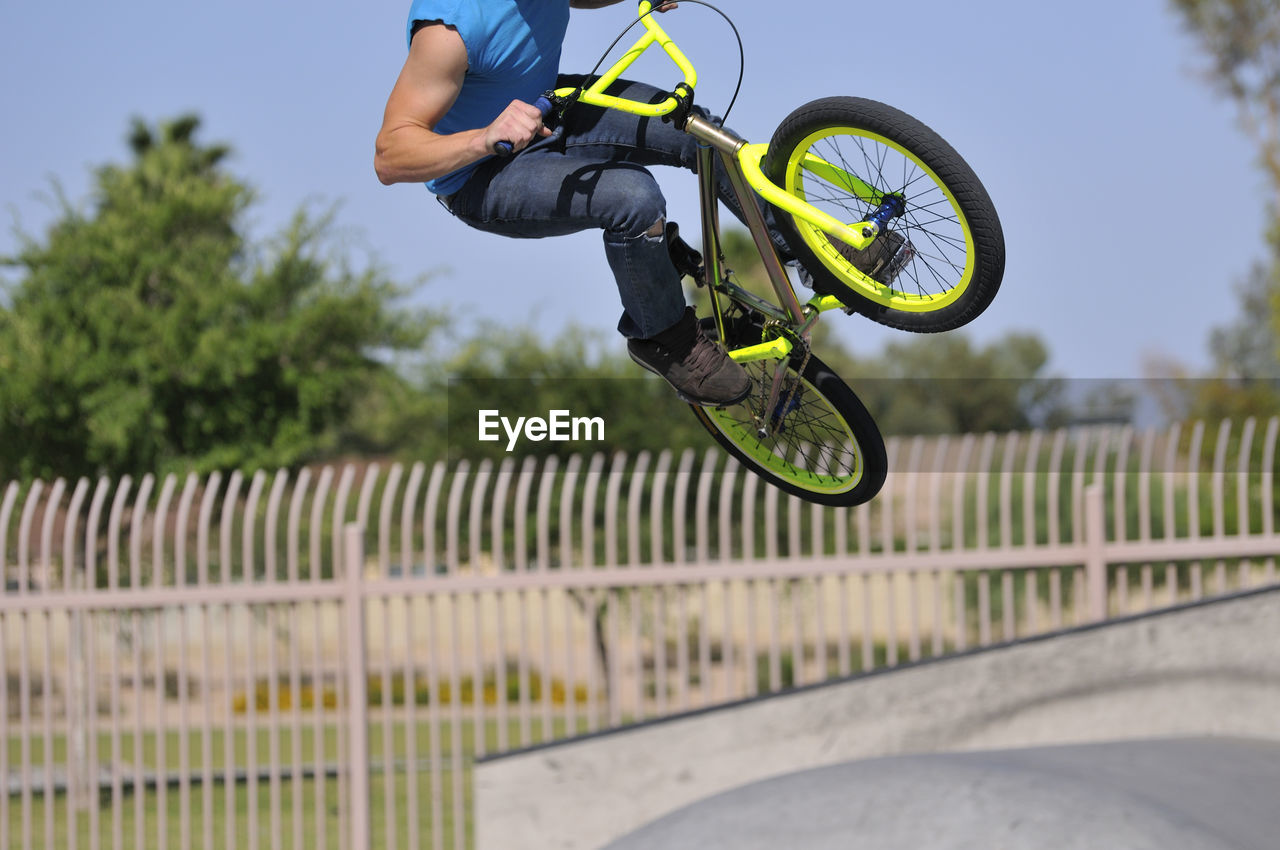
[553,1,885,257]
[552,1,879,365]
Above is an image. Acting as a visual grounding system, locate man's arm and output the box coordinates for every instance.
[374,23,550,185]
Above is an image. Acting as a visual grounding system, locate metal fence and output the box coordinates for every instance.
[2,418,1278,849]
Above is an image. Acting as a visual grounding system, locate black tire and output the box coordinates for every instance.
[764,97,1005,333]
[690,318,886,506]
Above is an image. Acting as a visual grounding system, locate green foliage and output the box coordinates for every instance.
[0,115,437,479]
[359,663,587,707]
[1209,264,1280,380]
[439,322,713,462]
[1170,0,1280,189]
[1176,248,1280,424]
[1168,0,1280,416]
[837,332,1065,435]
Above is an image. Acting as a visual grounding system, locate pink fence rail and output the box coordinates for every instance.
[2,419,1278,849]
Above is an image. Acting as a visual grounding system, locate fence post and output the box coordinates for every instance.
[1085,484,1108,621]
[343,523,371,850]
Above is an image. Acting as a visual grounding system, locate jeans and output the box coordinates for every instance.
[443,75,791,339]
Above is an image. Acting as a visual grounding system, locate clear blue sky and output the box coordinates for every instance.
[0,0,1267,379]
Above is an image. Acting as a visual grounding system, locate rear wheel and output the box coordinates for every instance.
[764,97,1005,332]
[690,318,886,506]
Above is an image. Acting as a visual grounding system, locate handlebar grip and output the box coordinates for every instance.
[531,95,554,116]
[494,96,555,157]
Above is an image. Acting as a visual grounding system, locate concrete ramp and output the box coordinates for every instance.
[602,738,1280,850]
[476,587,1280,849]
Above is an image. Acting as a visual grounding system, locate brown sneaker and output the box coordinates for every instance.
[627,308,752,406]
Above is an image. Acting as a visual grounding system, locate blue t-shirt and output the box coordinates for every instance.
[406,0,570,195]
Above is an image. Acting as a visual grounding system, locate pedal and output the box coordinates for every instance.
[833,228,913,286]
[665,221,705,285]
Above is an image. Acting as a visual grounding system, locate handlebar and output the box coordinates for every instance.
[553,1,698,121]
[494,95,554,157]
[493,1,695,157]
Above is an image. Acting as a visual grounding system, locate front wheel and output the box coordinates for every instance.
[690,321,887,506]
[764,97,1005,333]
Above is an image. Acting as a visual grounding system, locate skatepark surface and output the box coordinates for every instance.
[601,737,1280,849]
[475,588,1280,849]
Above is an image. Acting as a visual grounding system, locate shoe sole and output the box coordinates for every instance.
[628,349,753,408]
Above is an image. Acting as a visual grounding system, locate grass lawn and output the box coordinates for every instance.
[5,715,591,849]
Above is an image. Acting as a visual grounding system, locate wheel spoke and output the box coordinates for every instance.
[706,357,866,490]
[792,127,971,303]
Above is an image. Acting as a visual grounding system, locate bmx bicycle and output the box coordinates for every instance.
[504,0,1005,507]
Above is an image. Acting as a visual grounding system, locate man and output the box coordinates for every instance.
[375,0,756,405]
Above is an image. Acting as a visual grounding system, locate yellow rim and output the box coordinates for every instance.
[784,126,976,313]
[702,364,864,496]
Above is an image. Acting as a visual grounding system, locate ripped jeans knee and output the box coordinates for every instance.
[602,215,687,339]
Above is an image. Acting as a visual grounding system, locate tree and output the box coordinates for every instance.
[840,332,1067,436]
[1171,0,1280,190]
[0,115,437,480]
[1208,264,1280,380]
[441,322,709,462]
[1169,0,1280,415]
